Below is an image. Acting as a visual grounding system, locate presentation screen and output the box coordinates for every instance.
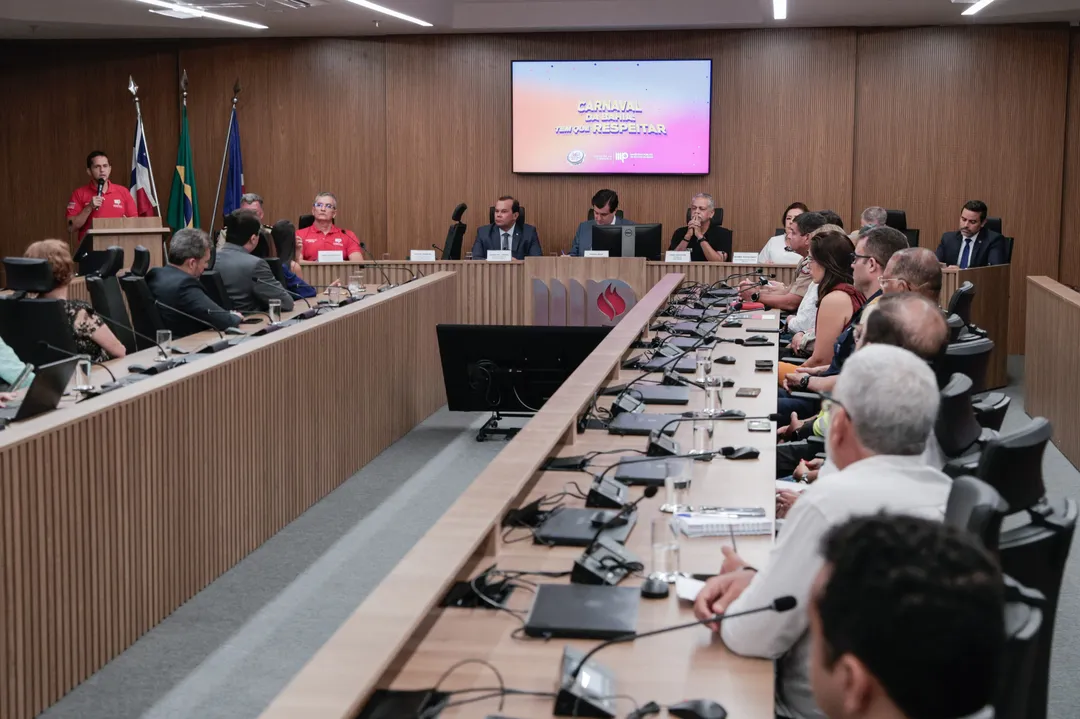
[512,59,712,175]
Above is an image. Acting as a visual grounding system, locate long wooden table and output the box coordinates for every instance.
[0,272,458,719]
[1026,276,1080,469]
[261,274,780,718]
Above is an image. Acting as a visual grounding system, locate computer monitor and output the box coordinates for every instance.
[437,325,612,412]
[591,224,663,260]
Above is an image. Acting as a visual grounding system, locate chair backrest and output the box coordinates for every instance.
[119,275,166,350]
[774,227,785,237]
[941,337,994,394]
[200,270,233,311]
[488,203,526,229]
[130,245,151,277]
[443,204,468,261]
[903,228,920,247]
[975,417,1052,512]
[86,276,136,354]
[265,257,287,288]
[946,313,965,342]
[944,475,1008,552]
[685,206,725,226]
[935,373,984,458]
[883,209,907,231]
[89,246,125,279]
[298,214,315,230]
[1005,236,1014,263]
[986,216,1003,235]
[947,280,976,324]
[995,588,1044,719]
[2,257,55,293]
[999,498,1078,719]
[587,208,625,221]
[14,298,78,366]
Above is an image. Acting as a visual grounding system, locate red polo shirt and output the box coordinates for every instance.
[296,223,362,261]
[66,181,138,241]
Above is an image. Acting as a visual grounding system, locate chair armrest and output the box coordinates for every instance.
[781,356,807,366]
[788,391,820,401]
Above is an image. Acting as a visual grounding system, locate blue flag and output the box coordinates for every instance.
[223,108,244,216]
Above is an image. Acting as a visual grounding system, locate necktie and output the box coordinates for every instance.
[959,237,971,269]
[502,232,510,251]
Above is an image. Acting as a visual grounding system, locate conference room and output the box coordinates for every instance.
[1,0,1080,718]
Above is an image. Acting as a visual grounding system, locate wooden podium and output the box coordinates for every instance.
[940,264,1011,389]
[82,217,170,269]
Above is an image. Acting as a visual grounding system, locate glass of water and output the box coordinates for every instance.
[464,251,474,261]
[268,299,282,324]
[651,516,681,583]
[690,417,713,456]
[695,345,711,383]
[348,273,364,297]
[703,375,723,416]
[74,357,94,392]
[155,329,172,359]
[662,457,693,513]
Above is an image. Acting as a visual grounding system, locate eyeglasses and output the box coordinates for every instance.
[878,276,904,288]
[313,202,336,210]
[851,252,874,264]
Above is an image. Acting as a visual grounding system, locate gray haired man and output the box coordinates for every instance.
[668,192,732,262]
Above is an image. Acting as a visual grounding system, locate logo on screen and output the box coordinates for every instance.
[596,284,627,320]
[615,152,628,163]
[566,150,585,165]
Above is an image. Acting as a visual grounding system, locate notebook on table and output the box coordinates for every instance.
[676,514,773,538]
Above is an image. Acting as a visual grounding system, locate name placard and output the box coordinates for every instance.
[317,250,344,263]
[584,250,610,258]
[486,250,513,262]
[410,249,437,261]
[665,251,691,263]
[732,252,759,264]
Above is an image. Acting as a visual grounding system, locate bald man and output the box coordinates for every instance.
[879,248,942,303]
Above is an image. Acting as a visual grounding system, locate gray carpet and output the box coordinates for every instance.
[38,362,1080,718]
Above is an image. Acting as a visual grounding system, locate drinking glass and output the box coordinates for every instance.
[690,417,713,456]
[155,329,172,358]
[662,457,693,514]
[327,286,344,306]
[381,252,391,261]
[695,345,711,383]
[703,375,723,417]
[464,251,474,261]
[650,517,681,583]
[348,273,364,296]
[73,357,94,392]
[268,299,282,324]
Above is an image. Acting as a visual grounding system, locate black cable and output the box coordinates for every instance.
[417,659,506,719]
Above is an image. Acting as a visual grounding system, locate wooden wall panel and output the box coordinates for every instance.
[179,39,387,254]
[0,42,179,261]
[383,29,856,261]
[852,26,1070,353]
[1059,30,1080,288]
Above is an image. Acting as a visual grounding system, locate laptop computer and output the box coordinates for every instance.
[670,321,720,337]
[604,384,690,406]
[607,412,683,436]
[0,357,78,424]
[533,507,637,546]
[613,458,670,487]
[524,584,640,639]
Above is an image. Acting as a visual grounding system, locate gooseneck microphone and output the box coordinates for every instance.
[584,486,658,554]
[94,312,177,363]
[36,341,117,383]
[153,299,224,339]
[255,277,312,310]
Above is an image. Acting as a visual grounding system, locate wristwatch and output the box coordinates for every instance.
[798,374,811,391]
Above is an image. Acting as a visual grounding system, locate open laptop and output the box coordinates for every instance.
[524,584,639,639]
[0,357,78,424]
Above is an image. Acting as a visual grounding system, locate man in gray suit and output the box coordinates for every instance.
[213,209,295,313]
[570,188,634,256]
[470,196,542,260]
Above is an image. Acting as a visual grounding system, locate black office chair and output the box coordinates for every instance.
[972,391,1011,432]
[1004,236,1015,263]
[973,418,1052,513]
[265,257,287,288]
[86,264,136,354]
[944,475,1008,552]
[996,585,1045,719]
[947,281,976,325]
[130,245,151,277]
[439,204,468,260]
[88,246,124,279]
[774,227,785,237]
[299,214,315,230]
[587,208,624,221]
[935,374,991,471]
[200,270,233,311]
[0,258,76,367]
[986,216,1003,236]
[488,203,525,229]
[119,275,167,350]
[884,209,907,231]
[939,337,994,394]
[685,207,724,226]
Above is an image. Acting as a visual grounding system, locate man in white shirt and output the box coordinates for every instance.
[693,344,953,719]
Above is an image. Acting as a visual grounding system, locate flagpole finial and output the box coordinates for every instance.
[128,76,139,98]
[180,68,189,105]
[233,78,242,96]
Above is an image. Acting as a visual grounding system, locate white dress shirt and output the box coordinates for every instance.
[721,454,953,719]
[758,234,803,265]
[786,282,819,335]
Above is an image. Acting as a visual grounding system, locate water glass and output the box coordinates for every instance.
[695,345,711,383]
[662,457,693,514]
[650,517,681,583]
[703,375,723,416]
[327,286,344,306]
[155,329,172,358]
[381,252,391,261]
[348,273,364,296]
[464,251,474,261]
[268,299,282,324]
[73,357,94,392]
[690,417,713,456]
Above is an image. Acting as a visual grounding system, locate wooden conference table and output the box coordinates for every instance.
[262,274,782,718]
[0,273,457,719]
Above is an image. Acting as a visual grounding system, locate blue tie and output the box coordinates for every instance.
[959,238,971,269]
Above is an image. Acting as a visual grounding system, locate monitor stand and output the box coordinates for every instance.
[620,226,638,257]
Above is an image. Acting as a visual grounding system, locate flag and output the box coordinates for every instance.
[222,107,244,216]
[167,105,200,232]
[130,113,159,216]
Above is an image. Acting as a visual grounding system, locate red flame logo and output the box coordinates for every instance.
[597,284,627,321]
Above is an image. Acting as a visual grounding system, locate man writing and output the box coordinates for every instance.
[295,192,364,262]
[145,228,241,337]
[668,193,731,262]
[66,151,138,241]
[471,196,542,259]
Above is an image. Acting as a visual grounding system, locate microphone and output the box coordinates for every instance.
[255,277,320,317]
[366,260,397,292]
[36,341,117,384]
[431,243,446,257]
[584,486,658,554]
[94,312,178,365]
[96,178,105,197]
[154,300,223,339]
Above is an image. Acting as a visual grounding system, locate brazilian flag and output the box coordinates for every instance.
[167,105,200,232]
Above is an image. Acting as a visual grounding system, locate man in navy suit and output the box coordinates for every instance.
[570,188,634,256]
[934,200,1008,268]
[470,196,542,260]
[145,228,241,338]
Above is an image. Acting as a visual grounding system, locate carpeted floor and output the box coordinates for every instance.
[39,360,1080,718]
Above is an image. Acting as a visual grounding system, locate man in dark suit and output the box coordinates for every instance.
[570,188,634,256]
[470,196,542,260]
[934,200,1008,268]
[145,228,241,338]
[213,209,295,313]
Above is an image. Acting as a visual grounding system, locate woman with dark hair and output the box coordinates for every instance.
[758,202,808,264]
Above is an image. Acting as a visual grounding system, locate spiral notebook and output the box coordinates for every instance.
[676,514,773,538]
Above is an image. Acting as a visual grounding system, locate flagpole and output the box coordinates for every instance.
[209,79,241,241]
[128,76,160,210]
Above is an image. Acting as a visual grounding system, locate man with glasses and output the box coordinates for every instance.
[694,344,952,719]
[295,192,364,262]
[879,247,942,302]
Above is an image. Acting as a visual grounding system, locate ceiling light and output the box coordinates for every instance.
[136,0,269,30]
[344,0,433,27]
[961,0,997,16]
[773,0,787,21]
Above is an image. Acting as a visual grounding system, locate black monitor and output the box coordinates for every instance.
[437,325,612,412]
[591,224,663,260]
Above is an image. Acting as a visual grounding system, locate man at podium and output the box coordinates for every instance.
[65,151,137,241]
